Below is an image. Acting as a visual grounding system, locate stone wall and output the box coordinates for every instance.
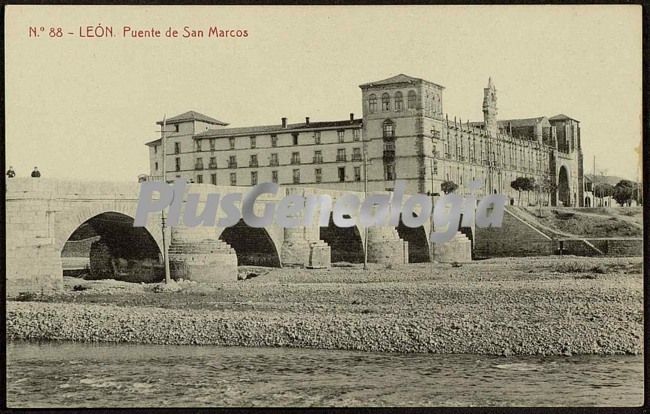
[474,209,555,257]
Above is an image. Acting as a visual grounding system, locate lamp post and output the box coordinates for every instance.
[361,120,369,270]
[159,115,171,284]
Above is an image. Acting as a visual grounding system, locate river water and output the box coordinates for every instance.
[6,342,644,407]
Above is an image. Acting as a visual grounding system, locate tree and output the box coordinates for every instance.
[612,180,636,206]
[510,176,534,206]
[594,183,614,207]
[440,180,458,194]
[536,177,556,207]
[525,177,536,205]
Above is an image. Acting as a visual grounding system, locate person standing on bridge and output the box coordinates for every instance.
[31,166,41,178]
[6,166,15,178]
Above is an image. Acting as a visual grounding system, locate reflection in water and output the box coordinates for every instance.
[6,342,643,407]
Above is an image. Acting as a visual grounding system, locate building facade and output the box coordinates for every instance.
[145,74,584,206]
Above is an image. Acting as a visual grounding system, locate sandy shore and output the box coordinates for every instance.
[7,256,643,356]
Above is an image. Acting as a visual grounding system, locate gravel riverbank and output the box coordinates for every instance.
[7,257,643,356]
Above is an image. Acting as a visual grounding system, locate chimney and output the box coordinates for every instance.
[281,117,287,128]
[305,117,310,126]
[350,113,354,121]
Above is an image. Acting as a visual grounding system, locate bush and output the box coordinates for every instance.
[15,291,38,301]
[554,261,607,274]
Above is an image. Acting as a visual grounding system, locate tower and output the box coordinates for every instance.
[482,77,498,137]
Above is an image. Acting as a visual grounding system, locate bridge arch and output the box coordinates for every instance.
[396,220,430,263]
[59,210,163,282]
[217,219,281,267]
[320,213,365,263]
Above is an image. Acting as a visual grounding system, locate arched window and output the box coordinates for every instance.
[383,119,394,139]
[407,90,417,109]
[382,93,391,111]
[368,94,377,113]
[394,91,403,111]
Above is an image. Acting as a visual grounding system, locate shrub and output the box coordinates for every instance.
[15,291,38,301]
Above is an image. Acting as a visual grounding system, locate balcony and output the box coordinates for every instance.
[194,163,204,170]
[208,162,218,169]
[431,130,441,139]
[269,160,279,167]
[290,158,301,165]
[228,162,237,169]
[352,154,362,162]
[336,155,347,162]
[249,161,259,168]
[383,150,395,161]
[313,157,323,164]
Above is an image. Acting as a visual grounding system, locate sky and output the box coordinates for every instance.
[5,5,643,182]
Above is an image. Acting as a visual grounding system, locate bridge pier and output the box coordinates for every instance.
[169,226,238,283]
[366,227,409,265]
[279,187,331,268]
[432,231,472,263]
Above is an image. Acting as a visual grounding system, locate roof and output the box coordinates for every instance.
[359,74,445,89]
[497,117,547,128]
[156,111,228,126]
[145,138,161,146]
[194,119,362,139]
[549,114,580,123]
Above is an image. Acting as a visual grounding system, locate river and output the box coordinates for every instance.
[6,342,643,407]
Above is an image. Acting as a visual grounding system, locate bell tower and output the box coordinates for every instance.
[482,77,498,137]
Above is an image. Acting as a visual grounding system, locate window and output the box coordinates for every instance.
[174,142,181,154]
[291,152,300,165]
[175,157,181,171]
[407,90,417,109]
[353,129,360,141]
[174,124,179,133]
[384,163,395,181]
[154,162,158,171]
[382,93,390,111]
[337,130,345,143]
[352,147,362,161]
[210,139,215,151]
[195,157,204,170]
[196,140,202,152]
[293,169,300,184]
[196,174,203,184]
[369,94,377,113]
[228,155,237,168]
[314,131,321,145]
[271,134,278,147]
[251,171,258,185]
[210,173,217,185]
[383,120,394,139]
[250,154,258,167]
[229,137,235,150]
[230,172,237,186]
[209,157,217,169]
[154,145,158,154]
[354,166,361,181]
[292,133,299,146]
[394,91,403,111]
[270,153,279,166]
[272,170,278,183]
[337,148,346,162]
[315,168,322,183]
[250,136,256,149]
[338,167,345,182]
[313,150,323,163]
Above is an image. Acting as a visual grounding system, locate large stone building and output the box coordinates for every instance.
[145,74,584,206]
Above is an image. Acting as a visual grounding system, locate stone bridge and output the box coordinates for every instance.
[6,178,472,292]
